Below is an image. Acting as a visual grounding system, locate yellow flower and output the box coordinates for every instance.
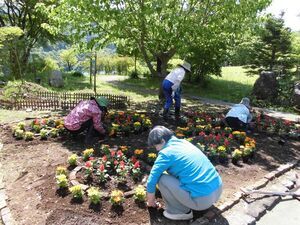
[217,146,226,152]
[176,133,185,137]
[148,153,157,159]
[110,189,124,205]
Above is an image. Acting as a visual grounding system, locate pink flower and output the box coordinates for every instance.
[111,151,116,157]
[228,134,233,139]
[120,161,125,170]
[99,164,105,171]
[89,157,95,161]
[102,155,107,162]
[215,134,221,142]
[85,161,92,168]
[134,161,140,169]
[114,160,118,166]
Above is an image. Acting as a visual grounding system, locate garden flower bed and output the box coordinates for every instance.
[0,108,299,225]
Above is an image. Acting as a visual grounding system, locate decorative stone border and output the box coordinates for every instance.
[0,142,16,225]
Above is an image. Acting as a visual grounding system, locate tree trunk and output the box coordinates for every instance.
[94,53,97,94]
[89,57,93,87]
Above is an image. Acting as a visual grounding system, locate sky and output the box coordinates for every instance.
[264,0,300,31]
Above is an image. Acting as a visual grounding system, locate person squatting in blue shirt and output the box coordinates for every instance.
[146,126,223,221]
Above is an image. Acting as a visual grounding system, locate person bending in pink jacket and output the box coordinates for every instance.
[64,97,109,145]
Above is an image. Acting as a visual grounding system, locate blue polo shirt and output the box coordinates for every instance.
[147,136,222,198]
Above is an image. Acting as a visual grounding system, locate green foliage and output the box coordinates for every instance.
[57,0,272,80]
[60,48,77,71]
[0,0,62,79]
[246,15,294,74]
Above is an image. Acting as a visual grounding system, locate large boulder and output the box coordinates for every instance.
[252,71,278,101]
[292,81,300,108]
[49,70,64,88]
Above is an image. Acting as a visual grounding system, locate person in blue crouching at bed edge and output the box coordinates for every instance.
[146,126,223,221]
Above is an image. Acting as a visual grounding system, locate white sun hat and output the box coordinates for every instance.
[179,61,191,72]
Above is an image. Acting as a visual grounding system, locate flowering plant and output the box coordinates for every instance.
[109,189,125,205]
[17,122,25,130]
[115,160,128,183]
[56,174,68,188]
[68,154,78,166]
[83,148,94,161]
[69,185,84,199]
[147,153,157,163]
[56,166,67,176]
[131,160,142,181]
[133,185,146,202]
[95,163,109,183]
[50,128,58,138]
[40,129,48,140]
[217,145,227,158]
[133,121,141,132]
[87,187,101,204]
[24,131,34,141]
[231,149,242,164]
[14,129,24,140]
[84,161,93,178]
[134,149,144,156]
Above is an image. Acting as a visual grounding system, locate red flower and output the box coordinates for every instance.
[131,156,137,163]
[228,134,233,139]
[224,139,230,147]
[102,155,107,162]
[134,161,140,169]
[34,119,40,125]
[120,161,125,170]
[114,160,118,165]
[111,151,116,157]
[89,157,95,161]
[99,164,105,171]
[215,134,221,142]
[199,131,205,136]
[117,150,123,157]
[85,161,92,168]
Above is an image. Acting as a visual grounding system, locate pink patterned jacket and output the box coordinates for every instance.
[64,100,105,134]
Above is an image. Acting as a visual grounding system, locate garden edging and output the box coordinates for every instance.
[0,142,16,225]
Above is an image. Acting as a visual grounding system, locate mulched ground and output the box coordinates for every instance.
[0,107,299,225]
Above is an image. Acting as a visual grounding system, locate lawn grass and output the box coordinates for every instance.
[1,66,257,104]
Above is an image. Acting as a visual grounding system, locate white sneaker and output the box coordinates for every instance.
[163,210,193,220]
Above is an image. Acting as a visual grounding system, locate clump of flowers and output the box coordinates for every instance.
[83,148,94,161]
[231,149,242,164]
[87,187,101,204]
[96,163,109,183]
[17,122,25,130]
[50,128,58,138]
[131,160,142,181]
[84,161,93,178]
[56,174,68,189]
[109,189,125,205]
[147,153,157,163]
[217,146,227,158]
[133,121,141,132]
[14,129,24,140]
[119,145,128,153]
[69,185,84,199]
[115,160,129,183]
[24,131,34,141]
[56,166,67,176]
[68,154,78,166]
[40,129,48,140]
[133,185,146,202]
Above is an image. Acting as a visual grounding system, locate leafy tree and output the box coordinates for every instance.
[0,0,61,79]
[57,0,271,80]
[60,48,77,71]
[0,26,23,79]
[246,14,293,74]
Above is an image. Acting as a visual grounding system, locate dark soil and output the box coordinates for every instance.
[0,109,299,225]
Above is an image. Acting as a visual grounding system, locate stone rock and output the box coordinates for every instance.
[292,81,300,108]
[49,70,64,88]
[252,71,278,101]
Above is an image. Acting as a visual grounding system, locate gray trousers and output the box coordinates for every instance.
[158,174,222,214]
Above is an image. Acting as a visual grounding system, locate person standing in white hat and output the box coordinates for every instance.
[162,61,191,121]
[225,97,253,131]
